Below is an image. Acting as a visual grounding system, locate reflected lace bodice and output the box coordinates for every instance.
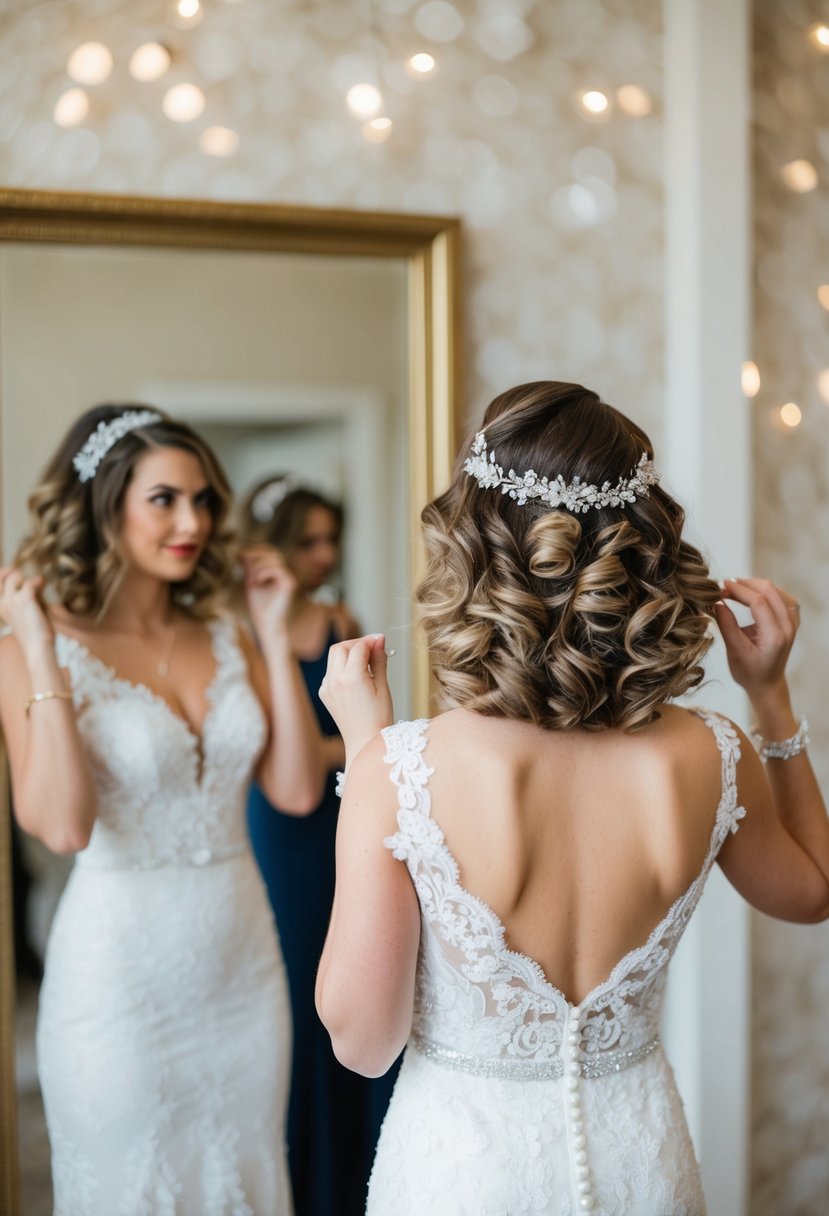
[54,616,267,871]
[382,710,745,1071]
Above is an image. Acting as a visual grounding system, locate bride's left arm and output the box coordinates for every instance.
[315,735,420,1078]
[237,624,325,814]
[239,545,326,814]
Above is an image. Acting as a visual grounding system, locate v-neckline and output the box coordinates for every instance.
[56,618,225,784]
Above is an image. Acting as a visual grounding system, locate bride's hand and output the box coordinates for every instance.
[714,577,799,703]
[319,634,394,759]
[0,567,54,658]
[240,545,298,639]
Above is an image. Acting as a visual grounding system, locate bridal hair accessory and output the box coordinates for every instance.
[251,475,300,524]
[751,716,810,762]
[73,410,162,483]
[463,431,659,513]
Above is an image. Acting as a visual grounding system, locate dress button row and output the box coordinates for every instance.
[191,847,212,866]
[567,1010,595,1213]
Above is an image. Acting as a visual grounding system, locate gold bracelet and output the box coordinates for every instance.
[25,690,73,717]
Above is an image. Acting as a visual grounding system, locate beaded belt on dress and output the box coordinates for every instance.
[75,842,248,872]
[411,1032,660,1081]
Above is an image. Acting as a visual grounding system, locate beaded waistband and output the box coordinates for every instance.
[411,1032,660,1082]
[75,841,248,873]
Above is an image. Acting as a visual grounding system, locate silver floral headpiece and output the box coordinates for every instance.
[73,409,162,483]
[463,431,659,514]
[250,475,300,523]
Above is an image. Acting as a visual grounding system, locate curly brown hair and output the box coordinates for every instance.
[15,404,235,620]
[417,382,721,732]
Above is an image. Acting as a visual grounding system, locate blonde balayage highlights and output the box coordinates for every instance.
[417,382,721,732]
[16,404,235,620]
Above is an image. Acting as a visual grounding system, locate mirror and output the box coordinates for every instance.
[0,187,461,1215]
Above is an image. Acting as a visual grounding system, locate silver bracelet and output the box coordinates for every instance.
[334,770,345,799]
[751,716,810,762]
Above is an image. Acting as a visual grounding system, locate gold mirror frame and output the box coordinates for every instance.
[0,186,463,1214]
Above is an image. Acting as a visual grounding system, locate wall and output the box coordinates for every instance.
[751,3,829,1212]
[0,0,665,440]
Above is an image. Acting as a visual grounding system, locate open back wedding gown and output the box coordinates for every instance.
[367,711,746,1216]
[37,616,293,1216]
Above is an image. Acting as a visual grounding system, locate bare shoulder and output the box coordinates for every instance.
[648,703,736,748]
[230,614,258,659]
[47,604,93,642]
[226,613,265,677]
[330,601,361,641]
[349,730,390,774]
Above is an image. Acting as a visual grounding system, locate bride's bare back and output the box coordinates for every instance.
[418,704,723,1006]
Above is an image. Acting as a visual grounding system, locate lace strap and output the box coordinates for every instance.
[381,719,438,862]
[206,615,247,683]
[53,634,109,707]
[689,707,747,846]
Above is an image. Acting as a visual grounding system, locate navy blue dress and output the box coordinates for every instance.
[247,627,400,1216]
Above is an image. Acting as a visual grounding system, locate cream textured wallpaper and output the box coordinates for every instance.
[751,3,829,1212]
[0,0,664,441]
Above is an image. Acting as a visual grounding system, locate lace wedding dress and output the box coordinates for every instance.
[38,616,293,1216]
[367,711,746,1216]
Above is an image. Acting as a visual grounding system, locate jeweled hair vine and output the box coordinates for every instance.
[463,430,659,513]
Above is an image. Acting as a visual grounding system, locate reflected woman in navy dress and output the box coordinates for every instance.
[240,476,400,1216]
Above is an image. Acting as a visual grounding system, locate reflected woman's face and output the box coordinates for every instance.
[289,506,340,594]
[120,447,214,583]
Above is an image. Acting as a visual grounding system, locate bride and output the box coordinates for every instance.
[0,404,334,1214]
[316,381,829,1214]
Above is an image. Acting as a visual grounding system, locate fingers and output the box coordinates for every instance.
[368,635,388,685]
[722,578,795,641]
[713,601,753,658]
[343,635,384,678]
[325,639,357,678]
[732,577,798,610]
[0,568,24,597]
[326,635,386,682]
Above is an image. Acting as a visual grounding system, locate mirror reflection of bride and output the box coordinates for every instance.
[0,406,332,1214]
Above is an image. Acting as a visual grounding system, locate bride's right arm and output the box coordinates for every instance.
[0,571,97,854]
[714,578,829,922]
